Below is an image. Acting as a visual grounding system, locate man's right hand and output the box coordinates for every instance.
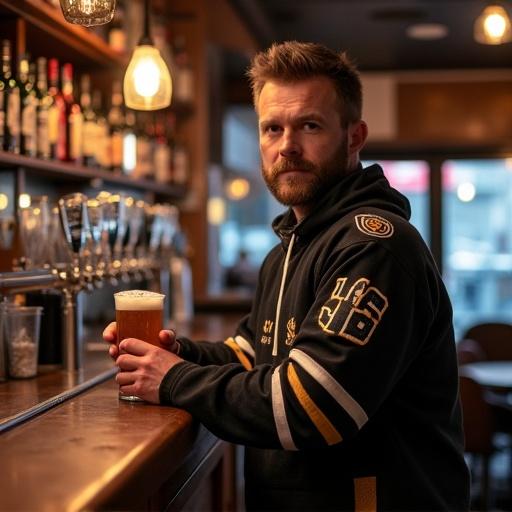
[102,322,180,361]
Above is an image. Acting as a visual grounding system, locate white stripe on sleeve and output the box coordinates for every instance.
[271,365,297,450]
[234,335,255,359]
[289,348,368,429]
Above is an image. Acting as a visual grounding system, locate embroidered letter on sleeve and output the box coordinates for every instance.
[318,277,388,346]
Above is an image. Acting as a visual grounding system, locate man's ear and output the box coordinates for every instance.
[348,120,368,155]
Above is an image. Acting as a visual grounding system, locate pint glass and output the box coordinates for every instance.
[114,290,165,401]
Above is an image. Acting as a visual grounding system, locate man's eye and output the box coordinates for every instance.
[304,122,320,131]
[264,125,282,134]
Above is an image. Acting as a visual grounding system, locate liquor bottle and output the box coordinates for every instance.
[20,56,38,157]
[108,0,127,54]
[154,117,171,184]
[80,74,97,167]
[0,40,21,154]
[47,58,65,160]
[107,80,124,173]
[36,57,50,160]
[122,109,136,175]
[61,63,83,164]
[172,139,189,186]
[133,113,152,179]
[173,36,194,104]
[92,89,111,169]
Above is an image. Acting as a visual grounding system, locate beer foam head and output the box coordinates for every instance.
[114,290,165,310]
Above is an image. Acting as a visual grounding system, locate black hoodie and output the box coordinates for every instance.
[160,164,470,511]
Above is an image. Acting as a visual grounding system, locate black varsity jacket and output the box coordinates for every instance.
[159,163,470,511]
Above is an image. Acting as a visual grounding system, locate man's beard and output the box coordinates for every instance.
[261,138,350,208]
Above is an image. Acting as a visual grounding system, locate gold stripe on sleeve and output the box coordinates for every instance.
[224,338,253,370]
[354,477,377,512]
[287,363,342,445]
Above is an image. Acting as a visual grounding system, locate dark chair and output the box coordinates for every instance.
[459,373,497,511]
[457,338,487,366]
[462,322,512,361]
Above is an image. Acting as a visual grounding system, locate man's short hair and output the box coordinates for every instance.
[247,41,363,124]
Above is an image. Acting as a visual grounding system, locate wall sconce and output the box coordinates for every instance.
[474,4,512,44]
[123,0,172,111]
[59,0,116,27]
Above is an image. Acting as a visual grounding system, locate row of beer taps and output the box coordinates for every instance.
[17,191,180,294]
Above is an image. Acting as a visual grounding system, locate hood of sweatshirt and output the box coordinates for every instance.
[272,163,411,246]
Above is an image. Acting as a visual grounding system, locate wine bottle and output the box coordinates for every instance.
[47,58,66,160]
[36,57,50,160]
[20,55,38,157]
[92,89,111,169]
[173,35,194,104]
[122,109,136,175]
[61,63,83,164]
[154,117,171,184]
[80,74,97,167]
[108,80,124,173]
[0,40,21,154]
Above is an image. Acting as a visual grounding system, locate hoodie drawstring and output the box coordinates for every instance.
[273,233,295,356]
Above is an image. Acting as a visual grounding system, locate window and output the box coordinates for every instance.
[442,159,512,339]
[362,160,430,243]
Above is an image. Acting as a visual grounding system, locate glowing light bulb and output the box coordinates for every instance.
[59,0,116,26]
[457,182,476,202]
[0,193,8,211]
[485,13,507,38]
[133,58,161,98]
[19,194,31,209]
[123,45,172,111]
[474,5,512,44]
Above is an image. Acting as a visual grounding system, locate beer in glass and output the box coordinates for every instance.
[114,290,165,401]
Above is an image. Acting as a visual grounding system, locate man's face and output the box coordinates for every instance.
[258,77,351,215]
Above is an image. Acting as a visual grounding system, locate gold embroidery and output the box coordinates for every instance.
[285,317,296,346]
[355,214,394,238]
[318,277,388,345]
[260,320,274,345]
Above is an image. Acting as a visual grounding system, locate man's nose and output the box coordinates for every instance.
[279,129,301,158]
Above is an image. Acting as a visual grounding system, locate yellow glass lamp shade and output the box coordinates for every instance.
[59,0,116,26]
[123,45,172,111]
[474,5,512,44]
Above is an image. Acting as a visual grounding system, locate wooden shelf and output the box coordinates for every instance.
[0,151,187,199]
[0,0,127,68]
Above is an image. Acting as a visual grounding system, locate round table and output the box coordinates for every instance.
[462,361,512,391]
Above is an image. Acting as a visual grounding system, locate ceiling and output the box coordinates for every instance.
[228,0,512,71]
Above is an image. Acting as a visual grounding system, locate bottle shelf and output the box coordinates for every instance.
[0,151,187,199]
[0,0,127,67]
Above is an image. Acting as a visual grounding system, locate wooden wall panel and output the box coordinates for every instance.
[398,81,512,144]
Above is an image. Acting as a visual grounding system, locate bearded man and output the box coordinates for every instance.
[104,41,470,511]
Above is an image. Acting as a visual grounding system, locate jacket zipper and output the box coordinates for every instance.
[273,233,296,356]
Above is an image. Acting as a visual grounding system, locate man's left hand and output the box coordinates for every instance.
[116,338,184,403]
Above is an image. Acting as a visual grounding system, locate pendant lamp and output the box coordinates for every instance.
[474,4,512,44]
[123,0,172,111]
[59,0,116,27]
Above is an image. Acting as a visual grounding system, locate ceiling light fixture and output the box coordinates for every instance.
[59,0,116,27]
[474,4,512,44]
[123,0,172,111]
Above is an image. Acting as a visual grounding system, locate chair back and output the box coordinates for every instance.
[463,322,512,361]
[459,373,495,456]
[457,338,486,366]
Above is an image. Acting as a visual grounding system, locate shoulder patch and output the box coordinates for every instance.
[355,214,394,238]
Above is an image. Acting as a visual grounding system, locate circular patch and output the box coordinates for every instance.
[355,214,394,238]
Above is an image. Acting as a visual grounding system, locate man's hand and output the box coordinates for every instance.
[116,338,184,403]
[102,322,181,360]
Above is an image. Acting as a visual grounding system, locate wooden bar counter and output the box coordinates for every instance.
[0,313,243,512]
